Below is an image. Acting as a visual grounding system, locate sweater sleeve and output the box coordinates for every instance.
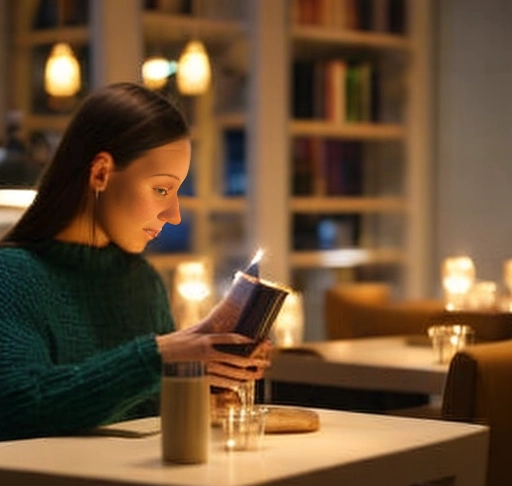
[0,315,162,440]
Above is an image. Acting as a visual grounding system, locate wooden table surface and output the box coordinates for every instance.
[266,335,449,396]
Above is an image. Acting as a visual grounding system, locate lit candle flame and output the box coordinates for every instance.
[244,248,264,278]
[251,248,264,265]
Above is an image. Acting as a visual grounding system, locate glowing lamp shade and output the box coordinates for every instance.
[176,40,211,95]
[172,261,213,330]
[142,56,176,90]
[176,261,211,302]
[271,291,304,348]
[44,43,81,97]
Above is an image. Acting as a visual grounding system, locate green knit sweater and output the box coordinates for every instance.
[0,240,174,441]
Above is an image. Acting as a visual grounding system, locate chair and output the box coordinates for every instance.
[324,283,444,339]
[442,339,512,486]
[324,283,512,342]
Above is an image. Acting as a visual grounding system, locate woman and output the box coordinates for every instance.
[0,82,269,441]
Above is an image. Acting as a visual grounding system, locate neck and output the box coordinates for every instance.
[56,212,110,247]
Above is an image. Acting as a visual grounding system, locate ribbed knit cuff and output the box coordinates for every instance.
[135,334,162,379]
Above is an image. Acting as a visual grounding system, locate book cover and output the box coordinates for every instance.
[292,138,315,196]
[345,62,361,122]
[212,257,291,356]
[292,61,315,119]
[325,59,347,125]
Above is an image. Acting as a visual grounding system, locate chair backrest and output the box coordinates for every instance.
[324,282,512,341]
[442,339,512,486]
[324,283,443,339]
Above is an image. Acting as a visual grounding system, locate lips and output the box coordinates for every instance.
[144,228,160,239]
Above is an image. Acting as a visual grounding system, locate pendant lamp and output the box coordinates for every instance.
[44,42,81,97]
[142,56,176,90]
[176,40,211,96]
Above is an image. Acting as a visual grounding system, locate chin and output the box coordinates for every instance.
[117,241,147,254]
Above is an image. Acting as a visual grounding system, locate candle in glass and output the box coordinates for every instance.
[442,256,475,311]
[504,259,512,294]
[466,280,497,311]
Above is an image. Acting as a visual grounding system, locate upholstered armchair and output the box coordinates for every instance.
[442,340,512,486]
[324,283,512,342]
[324,283,444,340]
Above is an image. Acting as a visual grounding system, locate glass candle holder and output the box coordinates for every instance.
[235,380,256,410]
[442,256,475,311]
[221,405,268,451]
[427,324,475,364]
[466,280,497,311]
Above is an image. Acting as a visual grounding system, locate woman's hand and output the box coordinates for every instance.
[155,331,272,389]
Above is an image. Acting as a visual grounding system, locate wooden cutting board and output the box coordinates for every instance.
[93,406,320,437]
[264,406,320,434]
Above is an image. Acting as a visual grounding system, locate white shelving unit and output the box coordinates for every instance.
[246,0,433,337]
[7,0,433,335]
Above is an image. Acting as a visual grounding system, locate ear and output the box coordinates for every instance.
[89,152,114,192]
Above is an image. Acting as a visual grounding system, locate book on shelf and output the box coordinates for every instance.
[325,59,347,125]
[388,0,407,34]
[324,140,363,196]
[291,138,328,196]
[145,0,193,14]
[291,138,315,196]
[292,60,316,119]
[211,255,290,357]
[33,0,89,29]
[291,138,364,197]
[292,58,380,123]
[291,0,406,34]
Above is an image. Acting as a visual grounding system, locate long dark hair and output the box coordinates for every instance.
[2,82,190,245]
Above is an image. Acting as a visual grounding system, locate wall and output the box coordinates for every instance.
[435,0,512,291]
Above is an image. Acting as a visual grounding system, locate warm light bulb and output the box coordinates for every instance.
[176,40,211,95]
[173,260,213,330]
[442,257,475,294]
[0,189,37,208]
[272,291,304,348]
[441,256,475,311]
[175,262,211,301]
[142,56,176,90]
[44,43,81,97]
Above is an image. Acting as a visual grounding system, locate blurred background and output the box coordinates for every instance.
[0,0,511,340]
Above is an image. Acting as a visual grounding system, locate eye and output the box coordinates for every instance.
[154,188,169,197]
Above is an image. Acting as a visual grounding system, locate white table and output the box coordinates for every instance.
[267,336,448,397]
[0,409,488,486]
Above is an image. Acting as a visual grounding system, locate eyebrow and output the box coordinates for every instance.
[152,173,181,183]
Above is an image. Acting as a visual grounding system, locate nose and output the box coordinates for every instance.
[158,196,181,225]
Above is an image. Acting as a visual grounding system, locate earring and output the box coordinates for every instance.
[95,189,99,200]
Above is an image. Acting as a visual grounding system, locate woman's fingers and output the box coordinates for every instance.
[250,339,273,359]
[207,360,266,382]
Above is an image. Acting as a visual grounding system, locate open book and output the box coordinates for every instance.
[212,261,290,356]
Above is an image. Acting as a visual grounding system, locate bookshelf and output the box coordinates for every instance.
[7,0,433,337]
[247,0,433,337]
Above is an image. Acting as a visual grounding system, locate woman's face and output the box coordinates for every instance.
[97,138,191,253]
